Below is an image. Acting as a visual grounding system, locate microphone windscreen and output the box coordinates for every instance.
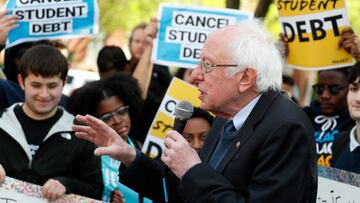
[174,101,194,120]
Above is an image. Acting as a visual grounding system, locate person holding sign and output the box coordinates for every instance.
[0,45,103,201]
[72,19,317,203]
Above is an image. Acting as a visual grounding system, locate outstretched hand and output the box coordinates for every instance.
[338,26,360,62]
[0,10,18,45]
[72,115,136,166]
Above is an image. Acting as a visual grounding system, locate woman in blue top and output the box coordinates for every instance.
[67,73,152,203]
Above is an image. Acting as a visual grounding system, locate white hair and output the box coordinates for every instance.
[225,19,284,92]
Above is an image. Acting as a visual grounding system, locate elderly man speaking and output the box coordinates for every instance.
[73,19,317,203]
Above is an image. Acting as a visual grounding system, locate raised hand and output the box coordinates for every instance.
[144,17,158,46]
[338,26,360,62]
[0,10,19,45]
[72,115,136,166]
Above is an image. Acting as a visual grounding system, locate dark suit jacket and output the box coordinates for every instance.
[120,90,318,203]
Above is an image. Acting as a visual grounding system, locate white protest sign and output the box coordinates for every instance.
[153,3,252,68]
[5,0,99,48]
[318,177,360,203]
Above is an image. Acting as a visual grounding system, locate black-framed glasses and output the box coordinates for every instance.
[312,84,345,95]
[99,105,129,123]
[198,59,238,75]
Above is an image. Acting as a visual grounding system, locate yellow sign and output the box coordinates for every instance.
[141,77,201,159]
[277,0,353,70]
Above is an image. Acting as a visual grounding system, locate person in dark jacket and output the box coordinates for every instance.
[0,45,103,201]
[304,67,355,167]
[333,62,360,173]
[73,20,317,203]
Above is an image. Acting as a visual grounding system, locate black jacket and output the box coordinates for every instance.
[120,91,318,203]
[0,103,103,200]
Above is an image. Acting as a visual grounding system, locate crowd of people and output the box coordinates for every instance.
[0,5,360,203]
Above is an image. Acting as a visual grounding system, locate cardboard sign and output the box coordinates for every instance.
[153,3,253,68]
[318,166,360,202]
[277,0,353,70]
[0,176,101,202]
[5,0,99,48]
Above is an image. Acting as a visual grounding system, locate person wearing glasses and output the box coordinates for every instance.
[72,19,317,203]
[304,67,355,167]
[66,73,152,203]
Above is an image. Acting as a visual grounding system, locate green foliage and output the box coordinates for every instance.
[99,0,360,38]
[99,0,225,34]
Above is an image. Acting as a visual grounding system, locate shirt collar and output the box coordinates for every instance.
[231,94,262,131]
[349,126,360,152]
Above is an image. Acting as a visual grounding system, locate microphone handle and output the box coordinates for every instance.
[173,118,187,134]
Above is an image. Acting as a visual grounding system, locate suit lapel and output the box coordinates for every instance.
[216,90,281,172]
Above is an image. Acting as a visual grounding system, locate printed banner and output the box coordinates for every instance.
[277,0,353,70]
[141,77,201,159]
[0,176,101,202]
[5,0,99,48]
[318,166,360,202]
[153,3,253,68]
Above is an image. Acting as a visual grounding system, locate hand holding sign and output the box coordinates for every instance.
[41,179,66,201]
[338,27,360,62]
[0,10,18,45]
[144,17,158,46]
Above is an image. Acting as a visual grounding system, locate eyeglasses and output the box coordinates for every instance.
[312,84,345,95]
[98,105,129,123]
[198,59,238,75]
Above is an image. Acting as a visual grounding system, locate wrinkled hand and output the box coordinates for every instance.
[338,27,360,62]
[162,130,201,178]
[0,10,19,45]
[276,33,289,58]
[111,189,125,203]
[144,17,158,46]
[72,115,136,166]
[0,164,5,183]
[41,179,66,201]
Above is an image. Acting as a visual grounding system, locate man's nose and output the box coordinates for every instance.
[191,64,203,82]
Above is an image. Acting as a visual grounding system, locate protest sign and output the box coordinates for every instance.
[318,166,360,203]
[0,176,101,202]
[153,3,252,68]
[5,0,99,48]
[141,77,201,159]
[277,0,353,70]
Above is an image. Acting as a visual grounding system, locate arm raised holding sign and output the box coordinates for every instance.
[0,10,18,45]
[339,27,360,62]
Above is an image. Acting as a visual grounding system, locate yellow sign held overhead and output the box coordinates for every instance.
[277,0,353,70]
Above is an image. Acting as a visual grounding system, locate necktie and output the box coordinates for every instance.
[209,120,236,169]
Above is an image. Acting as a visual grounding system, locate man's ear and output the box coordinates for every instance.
[237,68,257,93]
[17,74,25,91]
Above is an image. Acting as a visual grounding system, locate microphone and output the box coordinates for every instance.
[162,101,193,202]
[173,101,194,134]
